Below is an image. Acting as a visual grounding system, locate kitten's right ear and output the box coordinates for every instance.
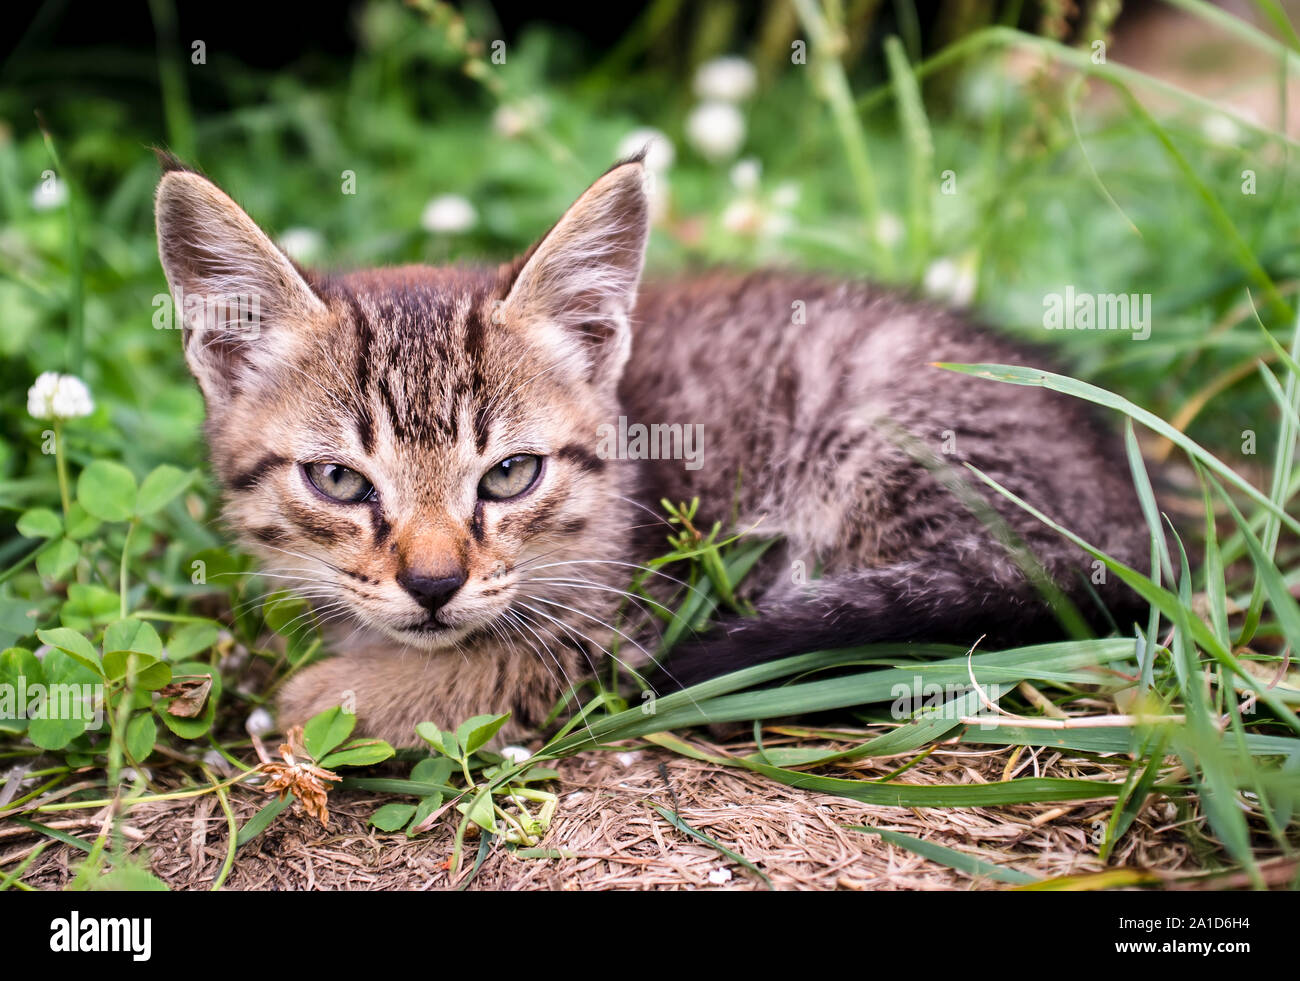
[154,167,327,409]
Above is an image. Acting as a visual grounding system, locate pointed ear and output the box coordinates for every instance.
[154,168,327,409]
[499,160,650,395]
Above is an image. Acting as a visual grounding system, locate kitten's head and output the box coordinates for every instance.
[155,158,649,649]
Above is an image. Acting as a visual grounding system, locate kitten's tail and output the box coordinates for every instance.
[656,555,1139,690]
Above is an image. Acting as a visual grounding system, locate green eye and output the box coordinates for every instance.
[478,454,542,501]
[304,462,374,503]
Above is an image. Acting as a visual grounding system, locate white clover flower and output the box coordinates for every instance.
[32,177,68,211]
[245,707,275,737]
[956,67,1009,121]
[493,97,548,139]
[723,192,797,240]
[618,127,675,172]
[277,226,324,264]
[722,198,763,235]
[762,210,794,238]
[771,181,800,210]
[708,867,733,885]
[873,212,904,248]
[27,371,94,421]
[686,101,746,162]
[1201,113,1241,147]
[729,157,761,192]
[693,56,757,103]
[923,254,979,307]
[421,194,478,234]
[500,745,532,764]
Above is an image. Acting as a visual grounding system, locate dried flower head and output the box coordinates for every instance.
[260,725,341,827]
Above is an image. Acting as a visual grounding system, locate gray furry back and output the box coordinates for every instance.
[620,272,1146,685]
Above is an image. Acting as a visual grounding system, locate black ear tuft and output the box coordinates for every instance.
[605,146,648,172]
[152,147,196,175]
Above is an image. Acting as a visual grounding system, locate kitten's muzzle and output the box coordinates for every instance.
[397,568,466,615]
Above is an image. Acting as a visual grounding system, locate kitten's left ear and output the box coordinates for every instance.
[499,159,650,395]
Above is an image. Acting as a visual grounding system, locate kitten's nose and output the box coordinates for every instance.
[397,568,465,613]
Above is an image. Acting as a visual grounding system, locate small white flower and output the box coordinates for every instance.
[923,254,979,307]
[762,210,794,238]
[956,67,1009,121]
[201,749,231,774]
[32,177,68,211]
[618,127,675,172]
[277,227,324,264]
[421,194,478,234]
[873,212,904,248]
[771,181,801,210]
[708,867,733,884]
[493,98,548,139]
[722,198,763,235]
[686,101,746,162]
[693,56,757,103]
[730,158,761,192]
[500,745,532,764]
[1201,113,1240,147]
[493,105,527,138]
[245,707,275,737]
[27,371,94,421]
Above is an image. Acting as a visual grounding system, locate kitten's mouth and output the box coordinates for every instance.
[400,615,451,634]
[381,614,477,651]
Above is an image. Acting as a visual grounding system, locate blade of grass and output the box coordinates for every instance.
[961,461,1300,735]
[647,730,1140,805]
[651,803,771,887]
[849,825,1038,885]
[1124,418,1171,691]
[1197,463,1231,649]
[935,362,1300,541]
[883,35,933,279]
[791,0,893,276]
[1237,312,1300,645]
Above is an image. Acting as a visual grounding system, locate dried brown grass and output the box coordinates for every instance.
[9,729,1213,891]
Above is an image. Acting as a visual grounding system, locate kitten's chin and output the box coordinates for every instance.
[378,620,475,652]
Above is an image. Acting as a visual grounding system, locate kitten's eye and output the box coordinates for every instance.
[304,463,375,503]
[478,454,542,501]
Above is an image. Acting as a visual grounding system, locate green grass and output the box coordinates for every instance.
[2,0,1299,889]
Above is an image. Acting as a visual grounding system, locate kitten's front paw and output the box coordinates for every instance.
[276,658,432,747]
[277,660,366,733]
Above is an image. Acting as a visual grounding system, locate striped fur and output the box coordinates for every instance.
[155,159,1146,746]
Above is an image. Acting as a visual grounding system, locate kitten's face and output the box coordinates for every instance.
[156,160,649,651]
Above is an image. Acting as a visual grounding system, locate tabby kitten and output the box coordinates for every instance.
[154,154,1146,746]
